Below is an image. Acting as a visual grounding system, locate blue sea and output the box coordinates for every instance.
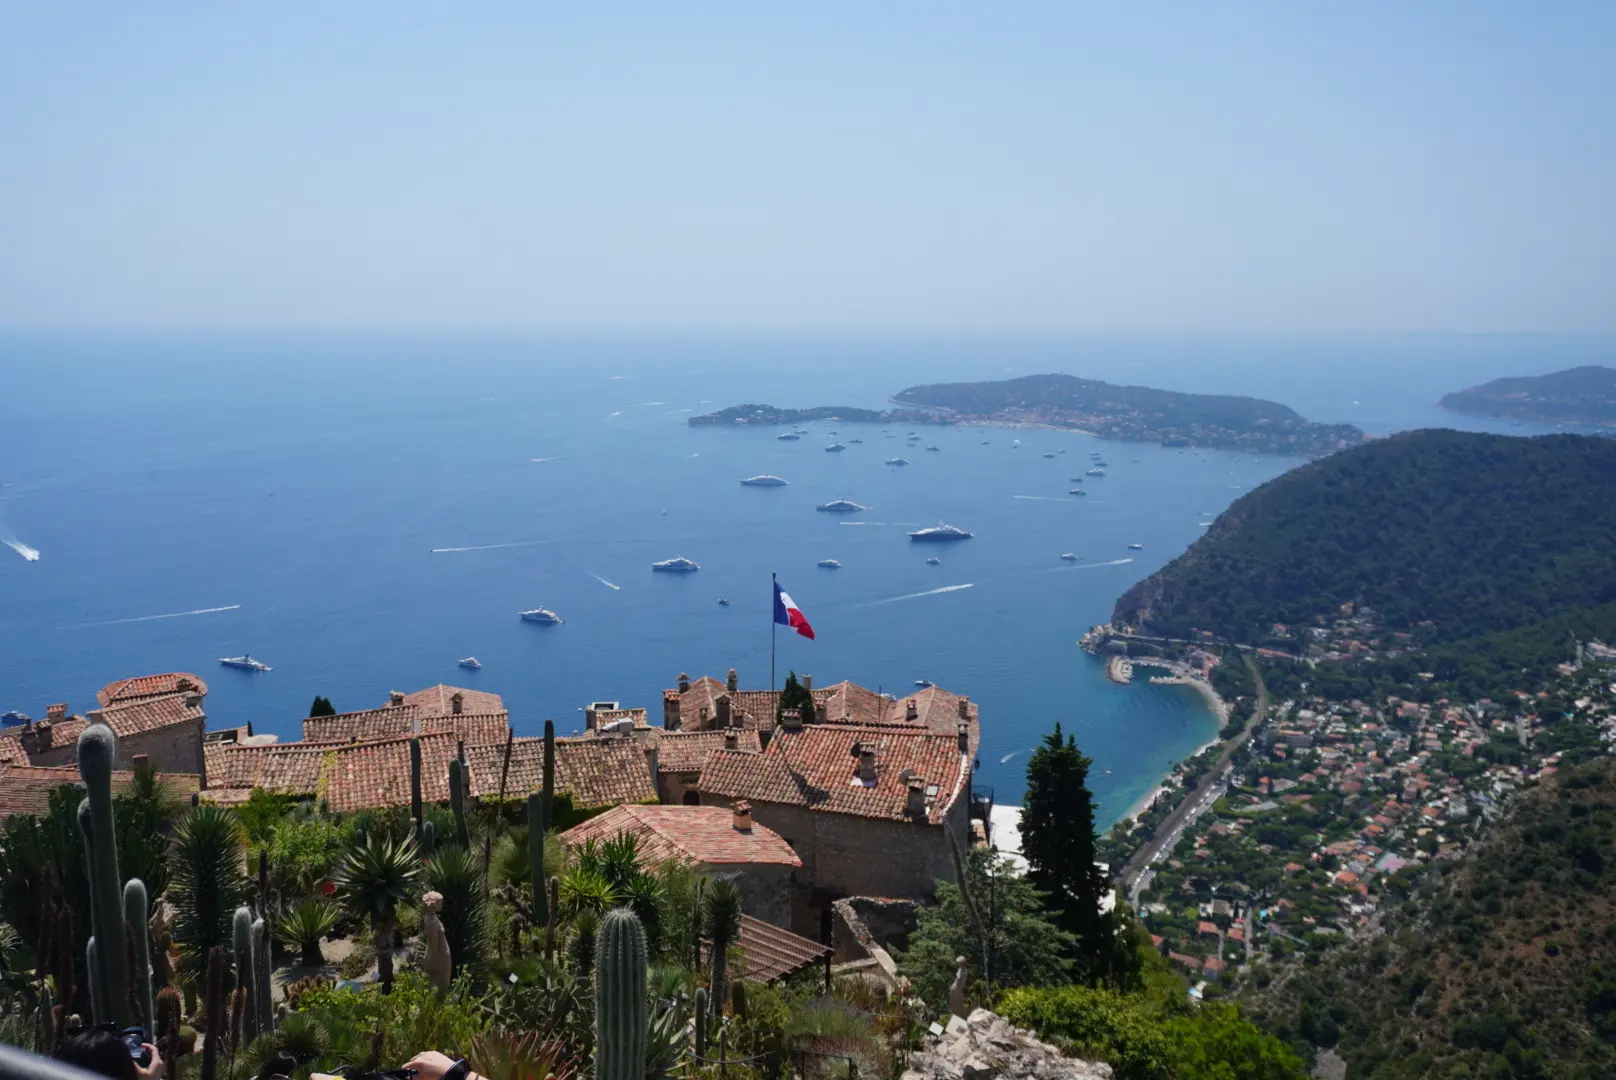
[0,331,1606,823]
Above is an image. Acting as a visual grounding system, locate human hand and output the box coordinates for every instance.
[136,1043,163,1080]
[403,1051,457,1080]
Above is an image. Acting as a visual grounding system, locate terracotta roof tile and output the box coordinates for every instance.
[729,915,831,983]
[420,714,510,744]
[653,729,762,773]
[463,735,657,808]
[397,685,504,719]
[0,764,200,820]
[303,707,418,742]
[0,718,91,764]
[97,673,208,707]
[697,724,968,825]
[92,695,205,738]
[559,805,801,868]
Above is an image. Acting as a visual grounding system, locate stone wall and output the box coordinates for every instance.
[705,861,796,928]
[903,1009,1112,1080]
[122,718,208,780]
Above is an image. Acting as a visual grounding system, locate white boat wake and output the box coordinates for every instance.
[529,455,574,464]
[605,411,622,419]
[865,583,974,606]
[431,540,550,553]
[685,453,701,459]
[63,604,240,629]
[589,573,621,591]
[3,537,40,562]
[629,401,667,407]
[1012,495,1069,502]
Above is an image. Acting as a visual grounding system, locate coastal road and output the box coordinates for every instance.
[1119,655,1270,895]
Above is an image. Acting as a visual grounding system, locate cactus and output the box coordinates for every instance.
[77,724,130,1025]
[409,738,424,837]
[200,946,225,1080]
[124,879,155,1030]
[526,794,547,926]
[694,987,708,1059]
[37,979,54,1057]
[421,819,437,858]
[257,849,270,913]
[251,916,272,1037]
[232,907,257,1044]
[731,980,748,1022]
[593,908,648,1080]
[150,905,173,990]
[449,758,470,849]
[156,985,183,1078]
[545,876,559,960]
[541,719,555,831]
[85,938,102,1028]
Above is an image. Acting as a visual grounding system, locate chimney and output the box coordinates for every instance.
[957,696,970,719]
[132,753,149,771]
[905,699,918,721]
[716,695,732,729]
[780,708,803,732]
[699,705,710,728]
[451,692,464,715]
[724,731,739,751]
[46,703,66,721]
[732,800,753,831]
[958,722,970,752]
[906,779,927,818]
[177,678,195,693]
[856,744,877,783]
[726,668,739,693]
[183,692,202,709]
[389,691,406,707]
[802,674,813,692]
[678,672,691,693]
[662,689,682,730]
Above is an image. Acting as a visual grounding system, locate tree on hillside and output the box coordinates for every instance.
[309,696,337,717]
[777,671,814,722]
[1022,723,1129,982]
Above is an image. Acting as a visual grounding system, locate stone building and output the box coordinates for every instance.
[1,673,209,779]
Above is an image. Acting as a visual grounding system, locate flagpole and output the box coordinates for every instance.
[771,572,777,692]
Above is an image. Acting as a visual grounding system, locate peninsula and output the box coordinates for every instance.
[691,373,1365,456]
[1438,364,1616,427]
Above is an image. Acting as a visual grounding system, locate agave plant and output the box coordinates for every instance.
[489,828,532,890]
[559,869,619,920]
[169,805,249,985]
[273,897,340,967]
[424,844,488,977]
[643,1002,688,1080]
[566,910,599,980]
[334,833,420,992]
[468,1029,577,1080]
[702,879,743,1020]
[621,874,664,957]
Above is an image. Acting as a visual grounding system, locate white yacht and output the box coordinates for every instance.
[458,657,482,670]
[717,598,731,606]
[908,523,973,542]
[925,445,940,452]
[219,655,271,672]
[825,443,846,452]
[925,556,940,565]
[652,556,701,572]
[817,559,842,569]
[848,438,864,444]
[885,457,910,466]
[1128,543,1144,551]
[1069,488,1088,496]
[520,608,564,624]
[741,475,789,486]
[776,432,800,441]
[914,679,933,688]
[816,499,871,512]
[1042,452,1055,459]
[1086,468,1106,477]
[1060,553,1079,561]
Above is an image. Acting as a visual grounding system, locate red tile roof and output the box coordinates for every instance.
[559,805,801,868]
[97,673,208,707]
[92,694,205,738]
[732,915,830,983]
[0,764,200,820]
[0,718,91,764]
[653,729,762,774]
[397,685,504,718]
[697,724,968,825]
[303,707,418,742]
[463,735,657,809]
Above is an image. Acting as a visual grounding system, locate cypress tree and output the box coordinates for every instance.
[308,697,336,718]
[1020,723,1115,976]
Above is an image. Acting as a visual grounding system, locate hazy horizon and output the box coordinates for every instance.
[3,3,1613,334]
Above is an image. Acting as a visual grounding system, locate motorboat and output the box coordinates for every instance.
[908,524,973,541]
[1060,553,1079,561]
[816,499,871,512]
[1086,468,1106,477]
[652,556,701,572]
[848,438,864,444]
[1042,452,1055,459]
[219,655,271,672]
[1069,488,1088,496]
[925,445,940,452]
[1128,543,1144,551]
[520,608,564,624]
[741,475,789,486]
[825,443,846,452]
[776,433,800,441]
[458,657,482,669]
[914,679,933,688]
[2,711,32,728]
[885,457,910,466]
[817,559,842,569]
[718,598,731,606]
[925,557,940,565]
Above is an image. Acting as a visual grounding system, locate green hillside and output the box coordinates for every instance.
[1243,756,1616,1078]
[1440,365,1616,426]
[1112,430,1616,644]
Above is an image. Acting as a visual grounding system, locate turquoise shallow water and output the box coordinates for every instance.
[0,331,1604,822]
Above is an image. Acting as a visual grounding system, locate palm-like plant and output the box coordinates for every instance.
[488,828,532,890]
[702,879,742,1020]
[273,897,340,967]
[621,874,665,956]
[425,845,488,977]
[169,805,248,985]
[334,834,420,992]
[558,869,619,920]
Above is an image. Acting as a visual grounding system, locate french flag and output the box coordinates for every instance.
[773,581,816,640]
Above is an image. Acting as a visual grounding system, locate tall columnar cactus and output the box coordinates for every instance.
[200,946,226,1080]
[449,758,470,849]
[593,908,648,1080]
[421,819,437,859]
[409,738,424,838]
[693,987,708,1060]
[124,879,155,1030]
[526,794,547,926]
[541,720,555,831]
[156,985,183,1078]
[85,938,101,1028]
[731,980,748,1022]
[232,907,257,1044]
[251,917,272,1038]
[545,876,559,960]
[77,724,130,1025]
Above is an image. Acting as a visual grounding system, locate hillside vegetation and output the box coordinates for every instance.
[1440,366,1616,427]
[1243,756,1616,1079]
[1113,430,1616,644]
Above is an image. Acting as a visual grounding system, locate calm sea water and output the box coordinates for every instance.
[0,331,1606,822]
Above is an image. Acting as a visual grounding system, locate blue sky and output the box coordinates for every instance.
[1,3,1612,332]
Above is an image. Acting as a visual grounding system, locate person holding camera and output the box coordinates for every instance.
[54,1027,163,1080]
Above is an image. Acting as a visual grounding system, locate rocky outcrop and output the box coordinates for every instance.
[902,1008,1112,1080]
